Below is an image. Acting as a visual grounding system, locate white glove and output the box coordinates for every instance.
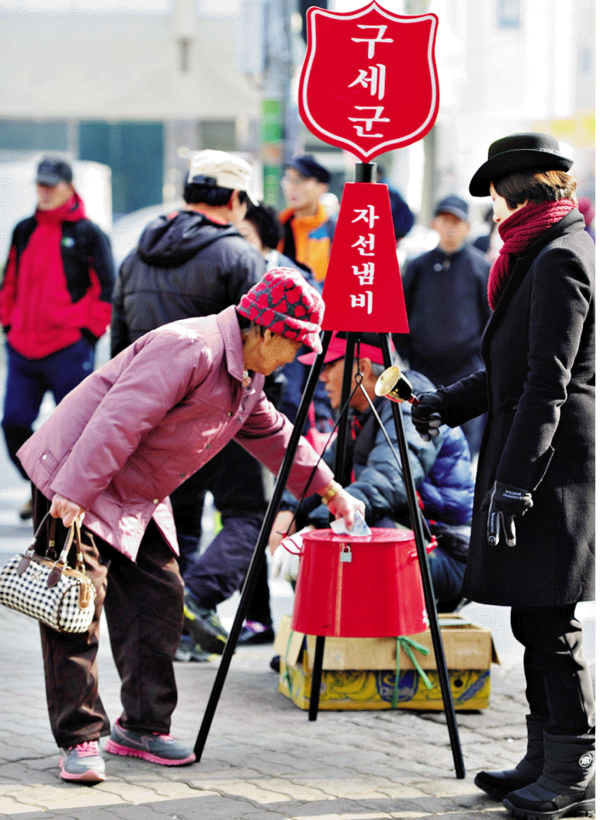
[272,528,312,582]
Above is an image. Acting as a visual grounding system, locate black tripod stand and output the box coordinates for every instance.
[194,163,465,780]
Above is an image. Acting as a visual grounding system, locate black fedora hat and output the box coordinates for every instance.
[469,133,573,197]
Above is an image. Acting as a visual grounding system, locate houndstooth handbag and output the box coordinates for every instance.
[0,511,96,633]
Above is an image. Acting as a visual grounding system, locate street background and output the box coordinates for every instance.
[0,353,594,819]
[0,0,594,258]
[0,3,594,815]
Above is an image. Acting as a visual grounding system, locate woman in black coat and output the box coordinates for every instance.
[411,133,595,820]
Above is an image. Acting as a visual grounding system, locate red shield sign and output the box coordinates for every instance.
[299,1,439,161]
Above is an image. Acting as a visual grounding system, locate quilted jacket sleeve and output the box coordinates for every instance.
[235,393,333,500]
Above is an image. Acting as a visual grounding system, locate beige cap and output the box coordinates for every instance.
[187,149,258,204]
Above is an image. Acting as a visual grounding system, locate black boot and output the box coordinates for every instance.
[475,715,546,801]
[503,732,595,820]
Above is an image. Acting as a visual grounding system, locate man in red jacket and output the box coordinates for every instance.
[0,157,115,519]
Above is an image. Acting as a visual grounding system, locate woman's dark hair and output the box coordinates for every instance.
[493,169,577,210]
[243,203,283,250]
[183,183,249,208]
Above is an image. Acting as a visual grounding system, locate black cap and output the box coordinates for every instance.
[286,154,331,184]
[435,195,469,222]
[469,132,573,197]
[36,157,73,186]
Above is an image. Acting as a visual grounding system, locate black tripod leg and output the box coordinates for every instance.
[380,335,465,779]
[194,331,334,761]
[308,635,325,721]
[333,334,359,488]
[306,335,357,721]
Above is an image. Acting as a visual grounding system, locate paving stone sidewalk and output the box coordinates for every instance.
[2,596,592,820]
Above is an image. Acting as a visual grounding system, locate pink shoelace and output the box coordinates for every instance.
[73,741,99,757]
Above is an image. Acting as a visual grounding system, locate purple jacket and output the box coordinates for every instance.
[18,306,333,561]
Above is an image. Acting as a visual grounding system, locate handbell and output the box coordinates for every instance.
[374,366,420,406]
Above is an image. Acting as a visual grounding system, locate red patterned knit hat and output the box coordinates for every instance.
[237,268,324,353]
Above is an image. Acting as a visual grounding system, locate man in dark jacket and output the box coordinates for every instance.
[111,150,264,348]
[0,156,115,520]
[269,332,474,607]
[394,195,491,458]
[111,149,268,660]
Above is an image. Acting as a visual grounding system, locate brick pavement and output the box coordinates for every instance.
[1,594,589,820]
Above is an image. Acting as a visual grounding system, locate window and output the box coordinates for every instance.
[79,121,164,216]
[0,120,68,151]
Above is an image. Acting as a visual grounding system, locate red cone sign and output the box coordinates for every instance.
[321,182,409,332]
[299,1,439,161]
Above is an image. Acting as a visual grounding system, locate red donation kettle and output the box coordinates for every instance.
[291,528,430,638]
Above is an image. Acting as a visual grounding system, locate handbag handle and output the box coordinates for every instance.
[19,510,88,586]
[48,519,87,586]
[19,509,55,566]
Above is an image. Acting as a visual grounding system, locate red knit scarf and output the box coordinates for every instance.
[488,199,576,309]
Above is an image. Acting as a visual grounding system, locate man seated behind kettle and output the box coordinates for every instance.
[268,332,474,610]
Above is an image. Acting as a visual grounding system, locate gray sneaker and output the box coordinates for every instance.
[183,594,228,655]
[104,719,195,766]
[59,740,106,783]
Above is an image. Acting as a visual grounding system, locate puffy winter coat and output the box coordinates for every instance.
[111,209,265,355]
[18,306,333,562]
[281,371,473,531]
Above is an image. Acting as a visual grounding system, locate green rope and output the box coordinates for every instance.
[282,630,295,697]
[282,630,432,708]
[392,635,433,708]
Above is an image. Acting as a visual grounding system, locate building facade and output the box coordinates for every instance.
[0,0,593,227]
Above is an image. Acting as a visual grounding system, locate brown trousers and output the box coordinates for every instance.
[32,488,185,749]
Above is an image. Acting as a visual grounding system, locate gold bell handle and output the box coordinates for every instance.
[374,366,421,406]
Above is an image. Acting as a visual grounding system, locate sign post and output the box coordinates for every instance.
[298,2,463,779]
[195,1,465,781]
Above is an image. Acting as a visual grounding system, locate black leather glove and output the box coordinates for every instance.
[411,391,445,441]
[483,481,533,547]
